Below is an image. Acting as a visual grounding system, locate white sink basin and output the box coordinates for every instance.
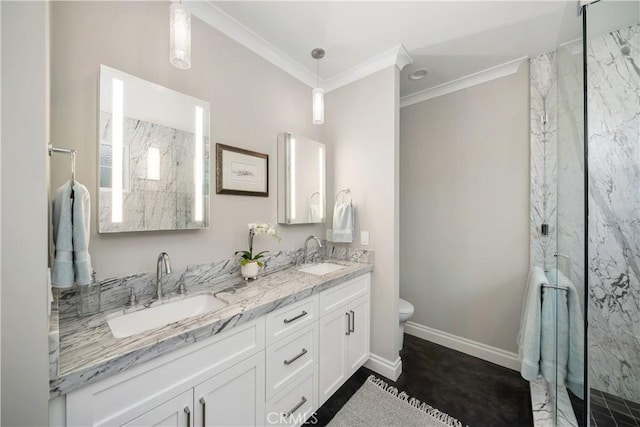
[298,262,345,276]
[107,294,228,338]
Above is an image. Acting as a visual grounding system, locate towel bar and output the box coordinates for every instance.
[49,143,77,183]
[542,284,568,292]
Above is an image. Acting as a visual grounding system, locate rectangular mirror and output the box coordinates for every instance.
[277,132,326,224]
[98,65,210,232]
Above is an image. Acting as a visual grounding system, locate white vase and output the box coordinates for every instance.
[241,261,259,280]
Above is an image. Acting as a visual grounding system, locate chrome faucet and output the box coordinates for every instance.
[304,235,322,264]
[156,252,172,299]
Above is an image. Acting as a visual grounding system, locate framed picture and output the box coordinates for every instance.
[216,143,269,197]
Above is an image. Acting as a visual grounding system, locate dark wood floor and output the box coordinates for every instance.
[309,334,533,426]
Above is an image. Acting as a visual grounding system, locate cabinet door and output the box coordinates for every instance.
[121,390,193,427]
[194,351,265,427]
[347,294,370,376]
[318,306,349,405]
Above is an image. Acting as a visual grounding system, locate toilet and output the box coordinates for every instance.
[398,298,415,350]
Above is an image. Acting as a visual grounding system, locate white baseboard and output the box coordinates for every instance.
[365,353,403,381]
[405,321,520,371]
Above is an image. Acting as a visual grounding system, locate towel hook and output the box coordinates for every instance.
[49,143,77,183]
[335,188,352,204]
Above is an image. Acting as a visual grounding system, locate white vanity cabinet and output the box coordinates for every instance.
[120,390,193,427]
[65,319,265,427]
[318,275,371,405]
[194,351,265,427]
[61,272,371,427]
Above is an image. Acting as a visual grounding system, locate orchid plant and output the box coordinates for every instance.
[235,222,281,267]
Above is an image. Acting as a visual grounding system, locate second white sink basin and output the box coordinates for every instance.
[298,262,345,276]
[107,294,228,339]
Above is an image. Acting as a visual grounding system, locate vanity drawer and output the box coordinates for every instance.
[265,367,318,427]
[319,273,370,316]
[266,294,318,345]
[266,323,317,400]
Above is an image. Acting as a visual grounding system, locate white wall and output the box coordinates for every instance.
[1,1,51,425]
[50,1,323,280]
[324,66,400,372]
[399,64,530,354]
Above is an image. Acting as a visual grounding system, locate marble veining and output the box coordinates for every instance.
[531,375,555,427]
[587,23,640,403]
[98,112,210,232]
[530,53,558,274]
[50,250,372,397]
[531,376,578,427]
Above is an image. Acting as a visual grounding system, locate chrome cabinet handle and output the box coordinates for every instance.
[284,348,308,365]
[199,398,206,427]
[284,396,307,418]
[184,406,191,427]
[350,310,355,333]
[345,312,351,335]
[283,310,308,324]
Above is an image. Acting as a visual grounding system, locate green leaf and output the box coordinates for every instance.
[253,251,269,259]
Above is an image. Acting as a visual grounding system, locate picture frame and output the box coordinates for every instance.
[216,143,269,197]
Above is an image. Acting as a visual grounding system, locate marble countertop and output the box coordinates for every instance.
[49,260,372,397]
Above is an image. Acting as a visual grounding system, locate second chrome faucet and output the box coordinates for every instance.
[156,252,172,299]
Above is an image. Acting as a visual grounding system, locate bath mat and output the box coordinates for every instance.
[327,375,466,427]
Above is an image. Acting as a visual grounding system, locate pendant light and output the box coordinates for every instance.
[170,1,191,70]
[311,48,325,125]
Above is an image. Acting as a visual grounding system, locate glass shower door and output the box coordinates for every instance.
[555,7,586,425]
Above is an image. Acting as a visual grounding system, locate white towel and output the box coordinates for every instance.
[560,271,584,399]
[517,267,584,399]
[332,202,354,243]
[52,181,93,288]
[518,266,548,381]
[308,202,321,223]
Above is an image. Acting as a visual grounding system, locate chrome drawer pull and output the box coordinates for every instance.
[284,396,307,418]
[345,312,351,335]
[199,398,206,427]
[284,348,308,365]
[283,310,308,324]
[350,310,355,333]
[184,406,191,427]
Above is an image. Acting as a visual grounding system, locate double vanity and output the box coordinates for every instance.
[49,257,373,427]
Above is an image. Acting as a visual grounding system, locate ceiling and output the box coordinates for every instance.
[198,1,583,98]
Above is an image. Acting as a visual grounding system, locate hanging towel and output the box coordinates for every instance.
[517,266,548,381]
[518,267,584,398]
[51,181,93,288]
[540,283,568,385]
[560,271,584,399]
[72,181,92,285]
[332,202,354,243]
[52,182,74,287]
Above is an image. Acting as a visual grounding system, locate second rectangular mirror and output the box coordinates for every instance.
[277,133,326,224]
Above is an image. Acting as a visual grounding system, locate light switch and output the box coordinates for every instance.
[326,229,333,242]
[361,231,369,246]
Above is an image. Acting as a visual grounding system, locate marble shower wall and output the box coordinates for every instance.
[530,53,558,273]
[587,23,640,403]
[98,112,210,232]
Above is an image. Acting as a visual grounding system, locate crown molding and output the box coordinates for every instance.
[400,56,528,108]
[323,45,413,92]
[188,0,317,87]
[189,2,413,93]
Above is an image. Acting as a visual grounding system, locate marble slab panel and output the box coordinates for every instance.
[587,23,640,403]
[530,53,558,274]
